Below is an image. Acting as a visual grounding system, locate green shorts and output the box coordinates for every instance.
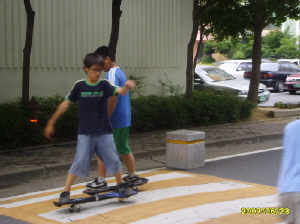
[113,127,132,155]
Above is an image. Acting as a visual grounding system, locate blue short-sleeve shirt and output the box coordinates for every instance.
[106,67,131,128]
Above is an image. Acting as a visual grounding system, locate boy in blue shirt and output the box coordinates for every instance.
[44,53,135,204]
[277,118,300,223]
[87,46,139,189]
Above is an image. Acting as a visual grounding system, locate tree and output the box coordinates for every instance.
[22,0,35,104]
[246,0,300,104]
[186,0,251,101]
[108,0,123,58]
[201,0,300,105]
[186,0,218,100]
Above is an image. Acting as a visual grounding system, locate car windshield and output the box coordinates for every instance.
[218,63,237,70]
[260,63,279,71]
[196,67,235,82]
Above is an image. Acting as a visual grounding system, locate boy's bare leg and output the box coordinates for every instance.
[121,153,135,173]
[63,173,77,191]
[114,171,123,185]
[97,157,122,185]
[96,157,107,177]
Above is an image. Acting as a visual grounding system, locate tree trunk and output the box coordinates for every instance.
[22,0,35,105]
[194,26,205,67]
[246,1,263,105]
[186,0,199,100]
[108,0,122,58]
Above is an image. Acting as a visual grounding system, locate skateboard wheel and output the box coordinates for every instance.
[69,204,81,212]
[119,198,127,202]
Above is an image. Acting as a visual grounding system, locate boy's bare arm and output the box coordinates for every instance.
[116,80,136,95]
[44,100,71,139]
[108,96,118,117]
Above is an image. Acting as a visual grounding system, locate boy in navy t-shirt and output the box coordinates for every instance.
[44,53,135,204]
[86,46,139,190]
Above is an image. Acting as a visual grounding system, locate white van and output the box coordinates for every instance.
[216,60,253,80]
[277,59,300,66]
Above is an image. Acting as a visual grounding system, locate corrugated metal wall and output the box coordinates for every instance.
[0,0,180,69]
[0,0,191,101]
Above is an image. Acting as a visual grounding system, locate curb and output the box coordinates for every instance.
[0,133,283,187]
[268,108,300,118]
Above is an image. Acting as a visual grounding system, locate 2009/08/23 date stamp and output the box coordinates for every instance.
[241,207,290,214]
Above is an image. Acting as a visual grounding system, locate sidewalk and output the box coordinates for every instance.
[1,114,299,187]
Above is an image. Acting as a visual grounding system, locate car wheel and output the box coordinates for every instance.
[289,90,297,95]
[274,80,284,92]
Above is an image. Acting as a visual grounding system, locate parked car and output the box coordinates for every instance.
[216,59,270,79]
[216,60,253,79]
[284,72,300,94]
[194,65,270,103]
[277,59,300,66]
[243,62,300,92]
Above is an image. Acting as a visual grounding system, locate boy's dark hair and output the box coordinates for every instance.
[83,53,104,68]
[95,46,115,62]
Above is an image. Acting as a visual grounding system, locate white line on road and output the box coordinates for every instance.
[130,194,279,224]
[0,168,165,202]
[206,146,282,162]
[39,181,253,223]
[0,171,193,208]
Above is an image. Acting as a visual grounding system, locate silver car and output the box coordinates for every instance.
[194,65,270,103]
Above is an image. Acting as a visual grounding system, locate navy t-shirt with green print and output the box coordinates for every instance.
[65,79,118,135]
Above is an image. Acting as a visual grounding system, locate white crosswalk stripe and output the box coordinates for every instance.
[0,168,285,224]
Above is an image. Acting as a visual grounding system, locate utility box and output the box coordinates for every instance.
[166,130,205,169]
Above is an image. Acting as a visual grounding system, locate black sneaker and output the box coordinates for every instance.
[122,174,140,182]
[115,182,131,196]
[86,178,108,189]
[59,191,70,204]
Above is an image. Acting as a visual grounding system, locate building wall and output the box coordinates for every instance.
[0,0,193,102]
[282,18,300,37]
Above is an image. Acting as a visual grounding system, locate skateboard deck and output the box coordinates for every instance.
[53,187,137,211]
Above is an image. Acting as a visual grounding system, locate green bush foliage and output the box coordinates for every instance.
[200,56,216,64]
[130,90,255,132]
[0,95,79,151]
[0,91,254,150]
[36,95,79,141]
[0,100,48,150]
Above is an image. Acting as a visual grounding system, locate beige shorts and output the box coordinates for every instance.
[279,192,300,224]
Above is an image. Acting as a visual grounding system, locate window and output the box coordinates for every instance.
[290,63,300,72]
[238,63,247,70]
[281,63,290,71]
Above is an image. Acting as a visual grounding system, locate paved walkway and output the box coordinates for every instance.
[1,115,299,187]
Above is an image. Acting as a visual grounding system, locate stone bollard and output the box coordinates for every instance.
[166,130,205,169]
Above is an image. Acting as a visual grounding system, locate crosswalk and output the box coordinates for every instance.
[0,168,285,224]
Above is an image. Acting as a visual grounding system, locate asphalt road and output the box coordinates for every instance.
[259,89,300,107]
[190,147,282,187]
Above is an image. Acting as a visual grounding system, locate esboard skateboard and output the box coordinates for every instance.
[85,177,149,191]
[53,186,137,212]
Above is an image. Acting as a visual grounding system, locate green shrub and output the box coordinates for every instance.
[200,56,216,64]
[0,91,254,150]
[131,95,188,132]
[0,100,48,150]
[36,95,79,141]
[0,96,79,150]
[131,90,255,132]
[183,90,252,126]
